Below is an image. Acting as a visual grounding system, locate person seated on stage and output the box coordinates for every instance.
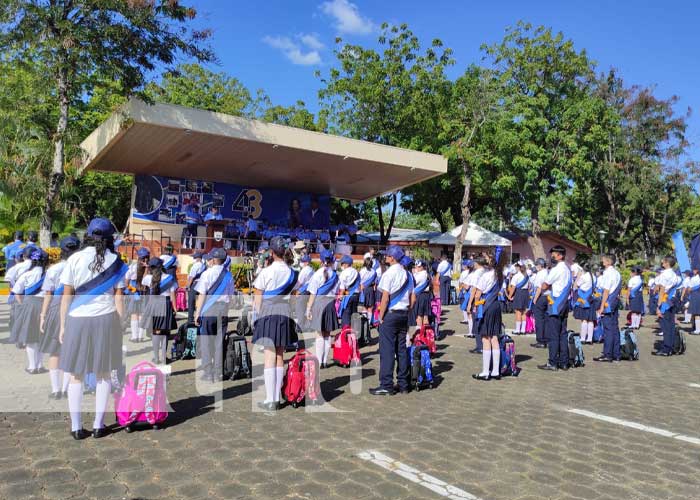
[263,225,274,241]
[204,206,223,222]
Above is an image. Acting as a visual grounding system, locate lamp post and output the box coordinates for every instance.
[598,230,607,255]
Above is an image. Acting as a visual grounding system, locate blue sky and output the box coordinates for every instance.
[190,0,699,157]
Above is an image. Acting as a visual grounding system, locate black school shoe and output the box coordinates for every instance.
[651,351,671,356]
[593,356,612,362]
[70,429,91,440]
[469,348,482,354]
[530,343,546,348]
[369,387,396,396]
[537,363,558,371]
[472,373,491,381]
[256,401,280,411]
[92,427,110,439]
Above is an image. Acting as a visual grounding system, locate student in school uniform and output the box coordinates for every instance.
[187,252,206,324]
[12,248,49,374]
[529,258,549,349]
[436,254,452,306]
[338,255,360,328]
[305,249,339,369]
[412,259,432,333]
[680,270,692,324]
[572,263,596,344]
[193,247,234,381]
[140,258,178,365]
[507,261,530,335]
[465,258,486,349]
[647,268,659,319]
[458,260,472,325]
[652,255,682,355]
[39,236,80,399]
[359,254,378,325]
[59,218,128,439]
[627,266,645,330]
[400,256,418,328]
[2,230,24,269]
[293,255,314,332]
[252,237,298,411]
[124,247,150,343]
[593,254,622,362]
[6,246,29,342]
[369,245,414,395]
[160,245,178,282]
[472,252,506,381]
[204,206,223,222]
[538,246,572,371]
[687,267,700,335]
[182,201,202,250]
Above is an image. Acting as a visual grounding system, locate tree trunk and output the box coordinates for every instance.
[41,70,69,248]
[453,167,472,274]
[376,196,385,245]
[386,193,397,245]
[528,202,546,260]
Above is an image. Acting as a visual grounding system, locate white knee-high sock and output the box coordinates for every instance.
[463,310,469,322]
[695,318,700,334]
[139,327,147,340]
[635,314,641,328]
[467,316,473,335]
[25,345,37,370]
[152,336,161,362]
[68,382,83,432]
[517,321,523,333]
[93,378,111,429]
[315,336,324,364]
[324,336,332,364]
[685,311,691,322]
[490,346,501,376]
[62,372,71,392]
[588,322,595,340]
[480,349,491,376]
[49,369,60,393]
[274,367,284,402]
[130,319,139,340]
[160,337,168,363]
[34,347,43,369]
[580,321,587,336]
[263,367,275,404]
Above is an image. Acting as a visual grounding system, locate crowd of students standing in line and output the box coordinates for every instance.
[2,219,693,438]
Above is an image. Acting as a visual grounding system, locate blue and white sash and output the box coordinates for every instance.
[263,269,298,299]
[316,270,338,296]
[548,273,572,316]
[388,271,412,310]
[339,273,360,316]
[69,258,129,312]
[200,267,233,316]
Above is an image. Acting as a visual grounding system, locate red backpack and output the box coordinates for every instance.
[175,287,187,311]
[413,324,437,354]
[333,326,361,367]
[282,349,321,408]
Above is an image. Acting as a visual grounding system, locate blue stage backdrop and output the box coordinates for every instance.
[133,175,330,229]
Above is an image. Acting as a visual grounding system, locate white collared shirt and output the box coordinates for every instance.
[42,261,66,294]
[142,274,176,297]
[531,268,549,290]
[598,266,621,294]
[295,265,314,291]
[509,271,528,289]
[465,267,485,288]
[458,269,470,286]
[307,266,339,296]
[437,260,450,275]
[545,261,571,297]
[413,269,429,290]
[628,275,643,291]
[576,272,593,292]
[188,260,205,279]
[339,266,359,291]
[476,269,498,295]
[378,263,413,311]
[656,268,681,291]
[12,266,45,297]
[195,264,233,303]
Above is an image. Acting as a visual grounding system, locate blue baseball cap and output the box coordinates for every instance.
[203,252,212,261]
[320,249,335,263]
[60,236,80,252]
[136,247,150,259]
[340,255,353,266]
[400,255,413,267]
[30,249,44,261]
[148,257,162,267]
[414,259,425,268]
[385,245,404,262]
[462,259,473,267]
[210,247,227,260]
[193,251,203,259]
[23,245,38,258]
[270,236,287,254]
[86,218,115,238]
[300,255,311,263]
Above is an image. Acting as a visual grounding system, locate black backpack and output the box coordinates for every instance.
[238,306,253,336]
[674,327,686,355]
[567,331,585,367]
[223,332,252,380]
[352,313,371,346]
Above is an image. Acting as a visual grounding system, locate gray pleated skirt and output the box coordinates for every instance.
[14,296,43,348]
[59,312,122,375]
[39,300,62,355]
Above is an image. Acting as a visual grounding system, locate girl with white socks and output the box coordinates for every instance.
[124,247,150,343]
[472,253,505,381]
[12,248,49,375]
[458,260,472,325]
[59,218,127,440]
[627,266,645,330]
[252,237,299,411]
[39,236,80,399]
[359,255,377,327]
[140,257,178,365]
[573,264,596,344]
[686,267,700,335]
[306,249,339,369]
[412,260,432,332]
[507,261,530,334]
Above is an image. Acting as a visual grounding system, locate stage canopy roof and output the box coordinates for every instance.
[78,99,447,202]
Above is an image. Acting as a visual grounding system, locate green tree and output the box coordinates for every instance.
[318,23,453,244]
[1,0,214,245]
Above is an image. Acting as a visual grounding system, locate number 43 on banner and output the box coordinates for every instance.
[232,189,263,218]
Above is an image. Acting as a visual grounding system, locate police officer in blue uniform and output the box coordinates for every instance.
[2,231,24,269]
[369,245,414,396]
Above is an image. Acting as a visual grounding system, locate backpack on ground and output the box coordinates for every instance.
[412,324,437,354]
[620,328,640,360]
[499,335,521,377]
[238,306,253,336]
[449,286,457,305]
[332,326,361,367]
[115,360,168,432]
[372,304,381,327]
[282,349,321,407]
[592,321,604,343]
[674,326,686,355]
[171,323,186,361]
[430,297,442,321]
[352,313,371,346]
[223,332,252,380]
[525,311,536,334]
[567,331,585,367]
[408,344,433,391]
[175,287,187,312]
[181,323,198,359]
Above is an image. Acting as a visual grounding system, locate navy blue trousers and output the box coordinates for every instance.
[474,316,483,351]
[534,296,548,345]
[659,306,676,353]
[546,312,568,367]
[440,276,451,306]
[378,310,409,391]
[602,309,620,359]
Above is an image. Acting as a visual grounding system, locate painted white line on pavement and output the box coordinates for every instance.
[688,383,700,389]
[568,409,700,446]
[358,450,481,500]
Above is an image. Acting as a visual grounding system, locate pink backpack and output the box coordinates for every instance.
[431,297,442,321]
[333,326,361,367]
[282,349,321,407]
[525,311,535,333]
[115,360,168,430]
[175,287,187,311]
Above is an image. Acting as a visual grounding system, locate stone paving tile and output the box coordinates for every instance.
[1,303,700,499]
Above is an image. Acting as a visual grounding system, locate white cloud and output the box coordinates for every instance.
[320,0,374,35]
[299,33,325,51]
[262,35,322,66]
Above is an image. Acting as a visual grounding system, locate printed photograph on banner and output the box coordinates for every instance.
[167,179,181,192]
[213,195,224,208]
[186,180,199,192]
[158,208,173,221]
[166,194,179,208]
[201,181,214,194]
[182,192,202,206]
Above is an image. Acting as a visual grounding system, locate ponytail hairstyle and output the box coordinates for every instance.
[493,249,506,286]
[364,257,373,270]
[150,261,163,295]
[136,256,148,284]
[83,235,112,273]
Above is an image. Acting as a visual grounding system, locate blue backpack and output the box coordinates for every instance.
[499,335,521,376]
[408,345,433,390]
[567,331,585,367]
[620,328,640,360]
[593,322,604,343]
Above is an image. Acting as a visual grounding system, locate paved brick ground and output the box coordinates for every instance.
[0,302,699,500]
